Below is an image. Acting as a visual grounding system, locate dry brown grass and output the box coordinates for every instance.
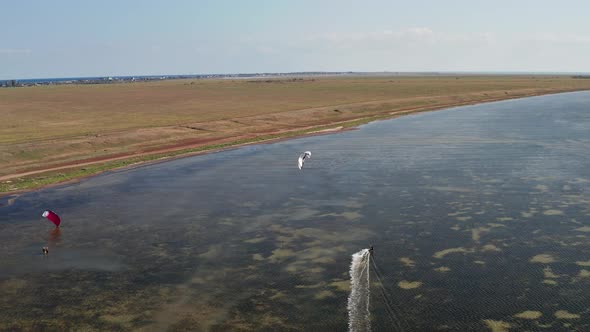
[1,75,590,181]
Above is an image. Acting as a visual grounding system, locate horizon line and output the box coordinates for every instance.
[4,70,590,82]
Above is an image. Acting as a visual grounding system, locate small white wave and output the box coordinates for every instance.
[347,248,371,332]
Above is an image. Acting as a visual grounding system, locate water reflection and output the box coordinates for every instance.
[48,228,61,247]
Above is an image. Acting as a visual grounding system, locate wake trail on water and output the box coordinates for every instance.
[348,248,371,332]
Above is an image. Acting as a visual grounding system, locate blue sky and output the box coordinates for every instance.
[2,0,590,79]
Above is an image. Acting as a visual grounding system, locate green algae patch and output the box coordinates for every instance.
[329,280,350,292]
[398,281,422,289]
[199,245,223,259]
[308,267,326,274]
[483,319,511,332]
[252,254,265,261]
[244,237,266,244]
[470,224,505,244]
[471,228,484,242]
[433,247,470,259]
[530,254,555,264]
[340,211,362,221]
[482,244,501,252]
[543,266,559,279]
[267,249,296,263]
[314,290,336,300]
[514,311,542,319]
[534,185,549,192]
[575,260,590,267]
[543,209,563,216]
[295,282,325,289]
[555,310,580,319]
[399,257,416,267]
[269,291,287,301]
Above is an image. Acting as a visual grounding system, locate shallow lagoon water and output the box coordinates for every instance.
[2,91,590,331]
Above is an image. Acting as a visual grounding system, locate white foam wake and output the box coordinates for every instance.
[347,248,371,332]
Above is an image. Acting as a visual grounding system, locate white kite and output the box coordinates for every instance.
[298,151,312,170]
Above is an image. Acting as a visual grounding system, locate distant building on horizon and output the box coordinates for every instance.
[1,80,17,87]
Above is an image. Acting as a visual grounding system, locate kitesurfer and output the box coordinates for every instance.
[298,151,312,170]
[369,246,374,255]
[42,247,49,255]
[42,210,61,228]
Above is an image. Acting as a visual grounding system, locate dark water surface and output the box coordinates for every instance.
[2,92,590,331]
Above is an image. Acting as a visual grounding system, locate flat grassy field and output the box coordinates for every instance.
[2,75,590,194]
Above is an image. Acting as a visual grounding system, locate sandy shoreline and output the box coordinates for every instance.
[0,88,587,199]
